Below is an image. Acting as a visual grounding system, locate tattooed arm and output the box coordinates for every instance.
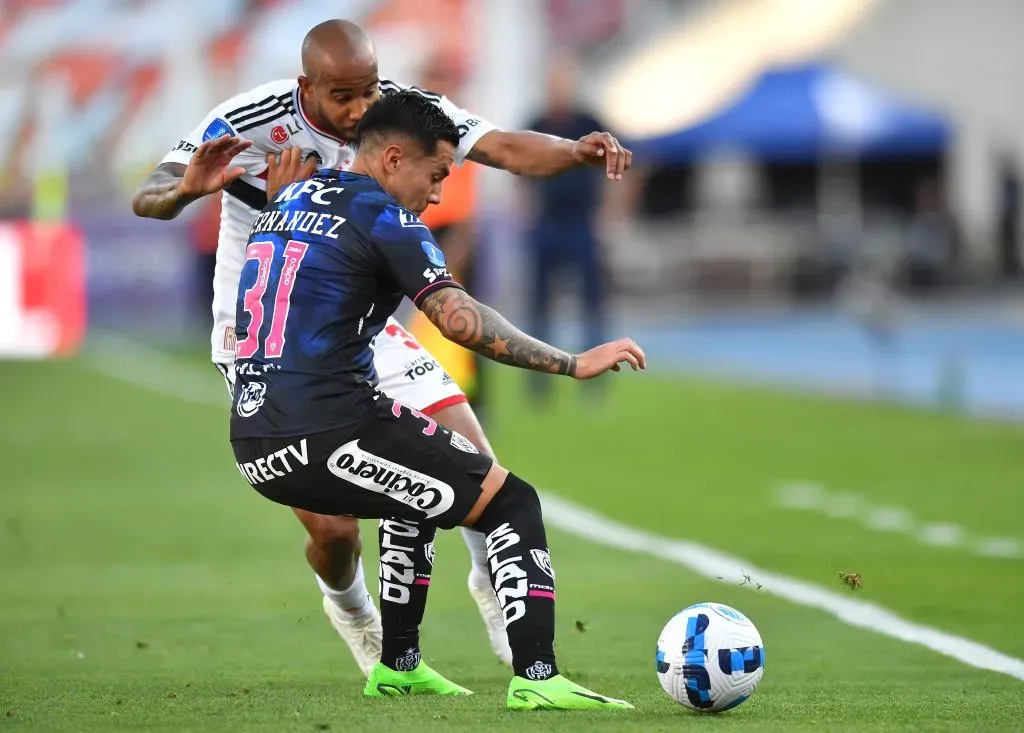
[417,285,647,379]
[419,285,577,376]
[133,136,252,220]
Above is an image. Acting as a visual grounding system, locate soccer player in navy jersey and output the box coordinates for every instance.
[133,20,632,674]
[230,91,644,710]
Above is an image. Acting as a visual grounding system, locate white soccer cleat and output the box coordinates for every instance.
[468,572,514,668]
[321,595,382,678]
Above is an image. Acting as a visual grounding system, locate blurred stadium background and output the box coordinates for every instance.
[4,0,1024,416]
[2,1,1024,729]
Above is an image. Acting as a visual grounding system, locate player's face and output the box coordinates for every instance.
[300,62,381,141]
[388,141,455,215]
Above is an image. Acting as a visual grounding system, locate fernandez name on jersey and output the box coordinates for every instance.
[230,170,463,442]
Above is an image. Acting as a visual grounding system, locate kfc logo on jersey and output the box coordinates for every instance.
[236,381,267,417]
[270,125,290,144]
[326,440,456,519]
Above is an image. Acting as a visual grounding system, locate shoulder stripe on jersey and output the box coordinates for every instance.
[380,80,442,103]
[233,100,292,132]
[226,93,294,130]
[224,92,288,120]
[225,94,280,122]
[225,178,268,211]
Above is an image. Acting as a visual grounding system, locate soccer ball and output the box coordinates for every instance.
[655,602,764,713]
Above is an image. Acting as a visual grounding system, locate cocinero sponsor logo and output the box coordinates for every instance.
[326,440,455,519]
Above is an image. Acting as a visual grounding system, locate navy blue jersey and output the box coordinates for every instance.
[230,170,462,439]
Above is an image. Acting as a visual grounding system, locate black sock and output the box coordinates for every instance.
[473,473,559,681]
[378,518,436,671]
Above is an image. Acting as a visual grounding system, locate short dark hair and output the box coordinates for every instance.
[356,90,461,155]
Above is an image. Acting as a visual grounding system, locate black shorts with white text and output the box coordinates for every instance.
[230,396,493,529]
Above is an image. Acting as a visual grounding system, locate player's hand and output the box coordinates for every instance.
[178,135,253,197]
[572,338,646,379]
[573,131,632,181]
[265,148,319,201]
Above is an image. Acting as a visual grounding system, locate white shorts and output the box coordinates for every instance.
[216,316,467,415]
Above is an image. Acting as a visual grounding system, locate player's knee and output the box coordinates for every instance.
[473,472,542,534]
[306,515,361,553]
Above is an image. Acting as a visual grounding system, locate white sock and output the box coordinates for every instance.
[462,527,490,586]
[316,558,373,618]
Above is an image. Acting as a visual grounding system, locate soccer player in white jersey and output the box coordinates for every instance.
[132,19,631,677]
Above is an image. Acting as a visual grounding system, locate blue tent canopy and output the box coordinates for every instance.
[630,62,951,163]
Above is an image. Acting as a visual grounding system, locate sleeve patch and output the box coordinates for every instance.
[202,118,234,142]
[420,240,447,267]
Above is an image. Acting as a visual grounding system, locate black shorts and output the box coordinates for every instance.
[230,396,493,529]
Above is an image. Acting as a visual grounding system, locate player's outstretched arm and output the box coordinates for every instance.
[132,135,252,220]
[419,285,645,379]
[466,130,632,181]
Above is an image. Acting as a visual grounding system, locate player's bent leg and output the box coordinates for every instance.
[463,468,633,711]
[373,318,511,666]
[426,401,494,576]
[292,509,381,677]
[427,400,513,668]
[233,401,626,707]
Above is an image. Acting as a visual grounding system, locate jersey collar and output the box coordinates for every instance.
[316,169,381,188]
[293,86,350,145]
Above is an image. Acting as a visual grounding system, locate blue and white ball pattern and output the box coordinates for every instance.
[655,602,765,713]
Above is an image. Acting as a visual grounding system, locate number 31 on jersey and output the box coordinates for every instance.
[236,240,308,359]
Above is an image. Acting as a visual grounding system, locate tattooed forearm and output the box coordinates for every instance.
[464,145,505,170]
[131,163,197,220]
[420,286,577,377]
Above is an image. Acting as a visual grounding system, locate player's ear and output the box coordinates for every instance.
[297,75,312,95]
[383,144,403,172]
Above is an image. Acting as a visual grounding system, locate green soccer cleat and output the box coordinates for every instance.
[363,661,473,697]
[506,674,634,711]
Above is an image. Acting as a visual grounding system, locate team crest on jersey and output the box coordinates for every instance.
[449,431,479,454]
[398,209,428,229]
[421,240,446,268]
[270,125,289,144]
[202,117,234,142]
[236,381,267,417]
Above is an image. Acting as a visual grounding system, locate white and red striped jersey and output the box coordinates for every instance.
[160,78,496,364]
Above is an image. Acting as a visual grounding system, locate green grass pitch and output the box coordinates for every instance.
[1,352,1022,731]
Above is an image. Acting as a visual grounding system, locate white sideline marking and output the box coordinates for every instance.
[81,336,1024,684]
[775,482,1021,560]
[86,332,229,406]
[540,493,1024,683]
